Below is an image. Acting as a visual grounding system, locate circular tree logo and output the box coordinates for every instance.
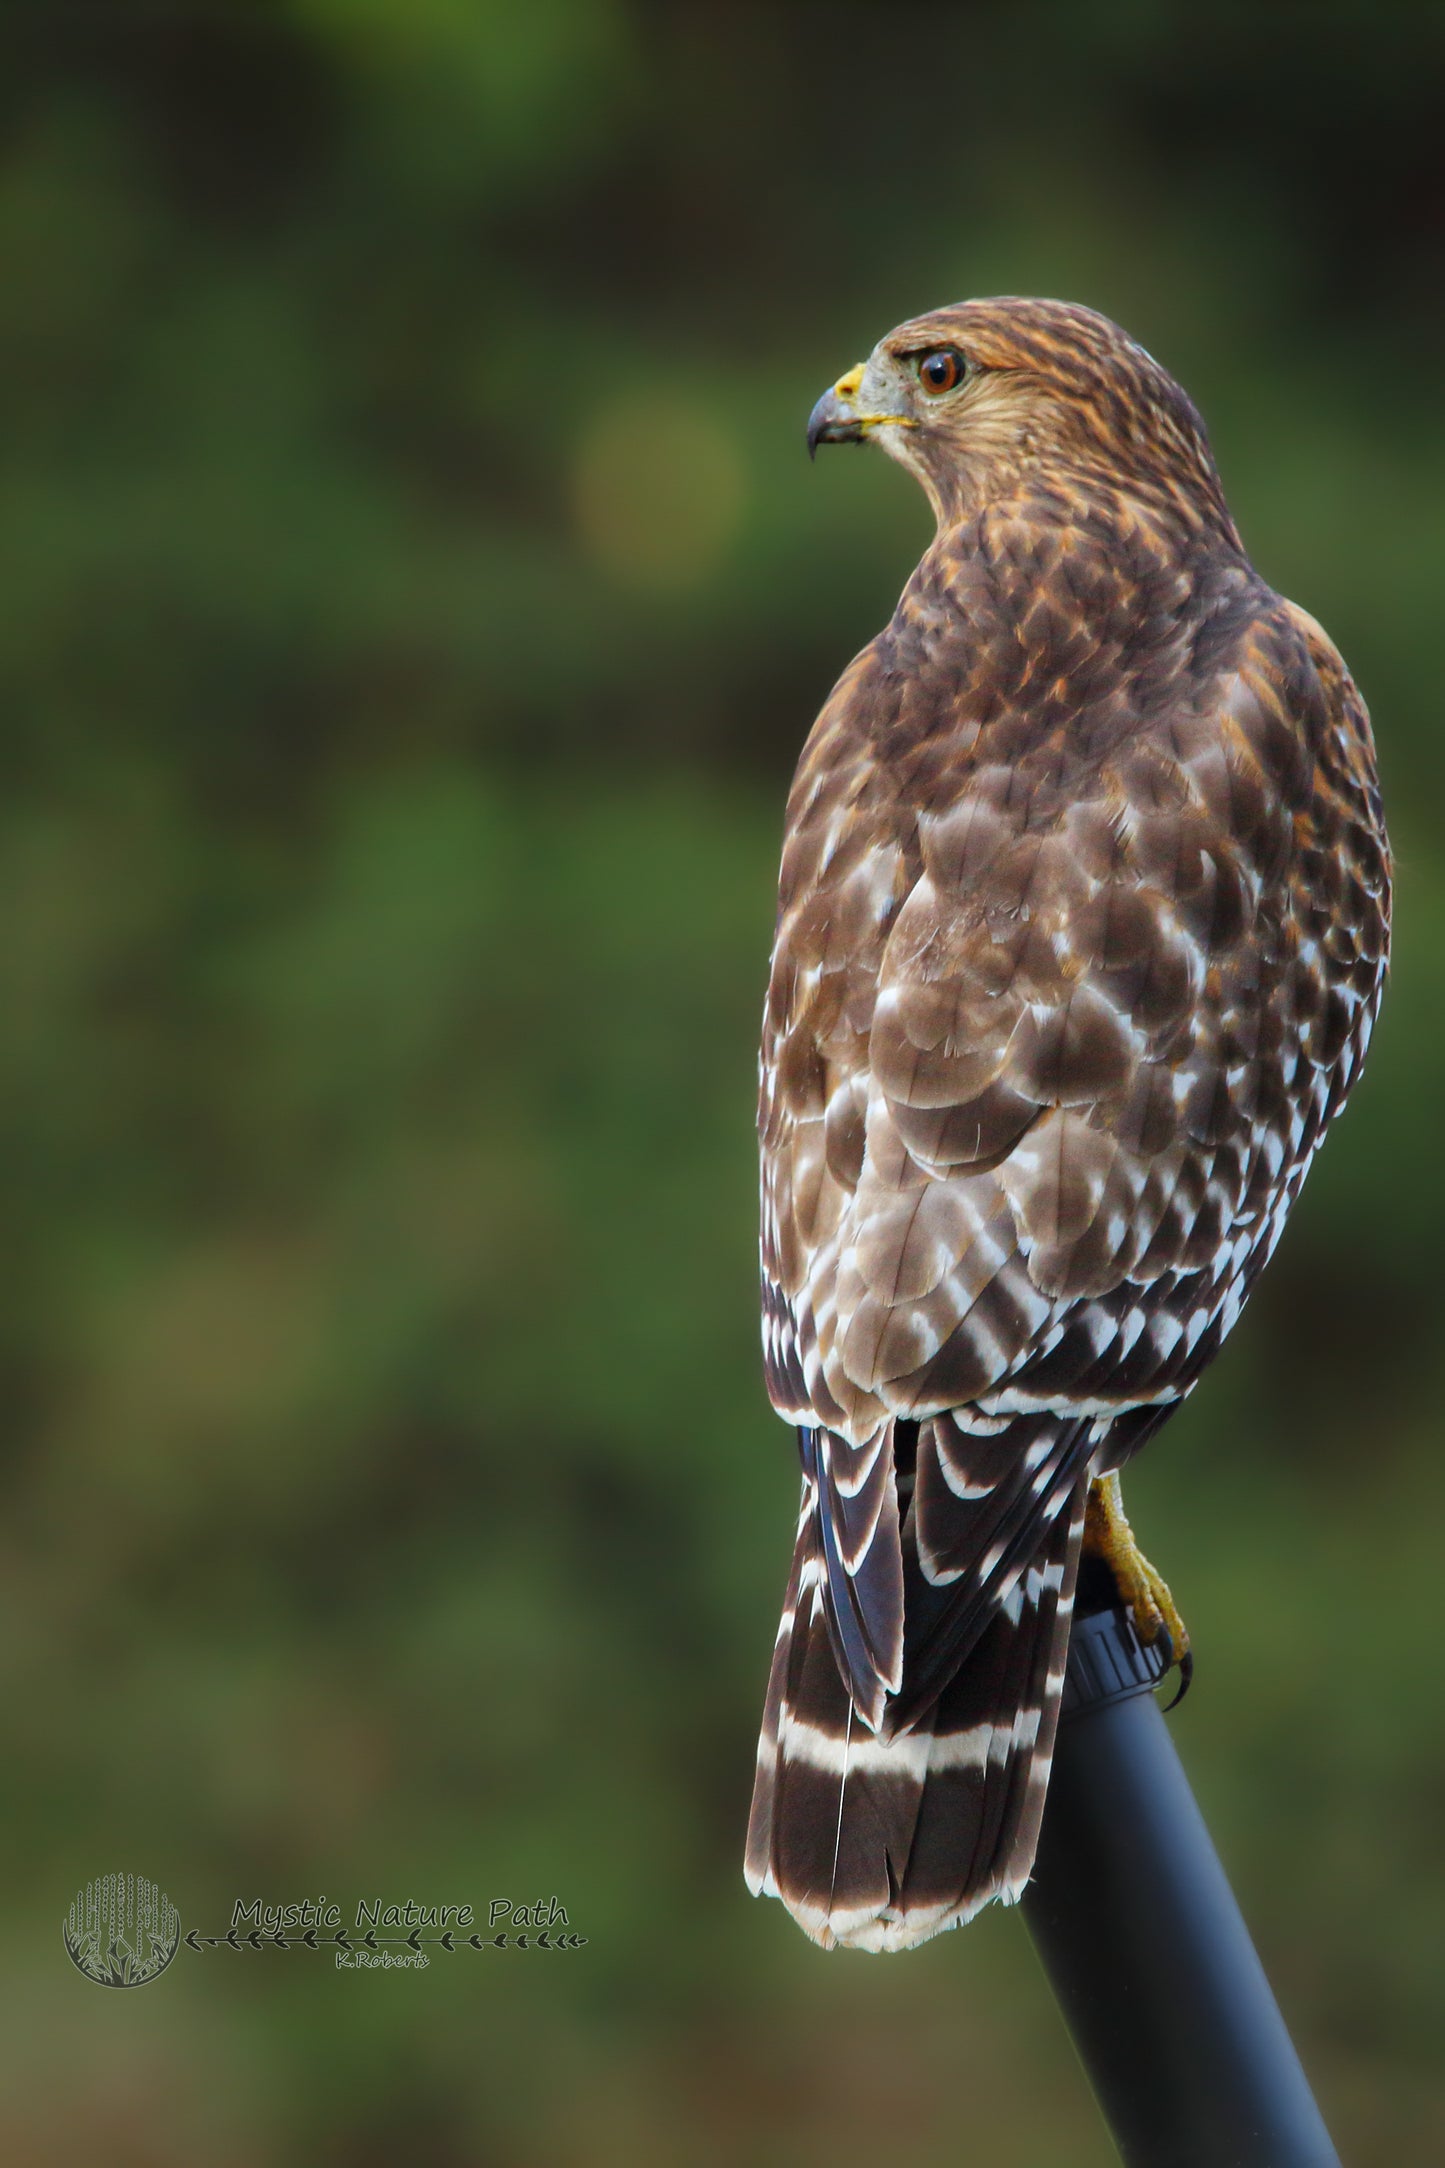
[63,1872,181,1988]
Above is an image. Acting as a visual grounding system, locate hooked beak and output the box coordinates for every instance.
[806,362,914,459]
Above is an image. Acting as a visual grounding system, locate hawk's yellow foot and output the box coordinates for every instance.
[1083,1472,1191,1697]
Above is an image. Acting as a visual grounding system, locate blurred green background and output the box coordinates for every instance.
[3,4,1443,2162]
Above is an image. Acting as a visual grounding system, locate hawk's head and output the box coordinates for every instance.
[808,297,1232,536]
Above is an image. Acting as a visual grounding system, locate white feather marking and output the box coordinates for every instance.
[781,1712,935,1780]
[930,1723,998,1772]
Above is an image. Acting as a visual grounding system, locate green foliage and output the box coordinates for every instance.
[4,6,1444,2162]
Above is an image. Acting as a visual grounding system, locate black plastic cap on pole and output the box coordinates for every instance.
[1021,1565,1341,2168]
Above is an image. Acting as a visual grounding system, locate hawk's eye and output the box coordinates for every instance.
[917,348,967,395]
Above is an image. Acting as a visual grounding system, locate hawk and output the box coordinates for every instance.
[745,298,1390,1952]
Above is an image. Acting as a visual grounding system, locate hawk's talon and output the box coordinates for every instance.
[1161,1648,1194,1712]
[1083,1469,1191,1692]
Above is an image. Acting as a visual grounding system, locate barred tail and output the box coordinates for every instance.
[745,1475,1087,1952]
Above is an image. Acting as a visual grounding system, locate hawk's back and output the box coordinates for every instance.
[747,309,1389,1951]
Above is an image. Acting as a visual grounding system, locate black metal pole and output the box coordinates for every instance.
[1021,1564,1341,2168]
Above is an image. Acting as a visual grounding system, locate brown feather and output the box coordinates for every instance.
[751,298,1390,1949]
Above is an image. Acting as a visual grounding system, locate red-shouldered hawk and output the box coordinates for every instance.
[745,299,1390,1952]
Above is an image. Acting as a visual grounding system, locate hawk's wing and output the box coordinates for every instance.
[759,575,1389,1733]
